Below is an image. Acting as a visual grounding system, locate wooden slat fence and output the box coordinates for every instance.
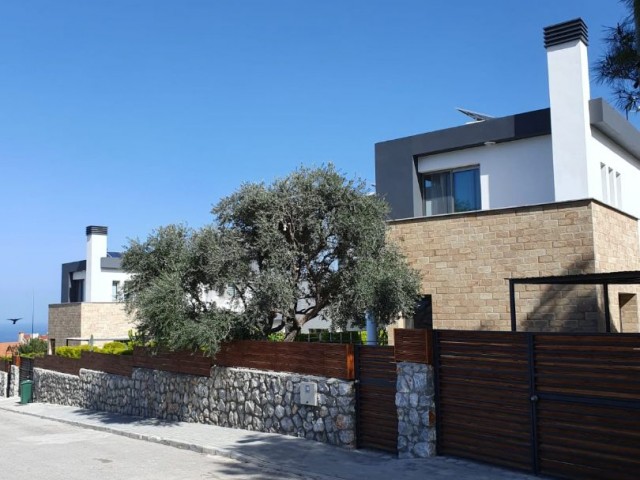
[434,330,640,479]
[394,328,432,363]
[215,341,355,380]
[355,345,397,453]
[434,330,532,471]
[33,341,355,380]
[533,334,640,480]
[133,348,213,377]
[34,355,81,376]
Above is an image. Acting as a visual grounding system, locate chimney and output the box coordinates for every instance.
[544,18,591,201]
[85,226,108,302]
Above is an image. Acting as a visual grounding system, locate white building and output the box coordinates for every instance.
[61,226,131,303]
[376,18,640,223]
[376,18,640,335]
[49,226,134,349]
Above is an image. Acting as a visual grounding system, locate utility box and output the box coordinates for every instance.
[20,380,33,404]
[300,381,317,406]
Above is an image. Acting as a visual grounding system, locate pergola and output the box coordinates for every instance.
[508,271,640,332]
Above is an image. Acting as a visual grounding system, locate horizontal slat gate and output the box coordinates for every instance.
[534,334,640,480]
[435,330,533,471]
[356,345,397,453]
[435,330,640,478]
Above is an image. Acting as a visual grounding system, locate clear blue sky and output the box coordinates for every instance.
[0,1,633,341]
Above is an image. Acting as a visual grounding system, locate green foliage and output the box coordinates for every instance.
[17,338,48,358]
[55,342,134,358]
[122,165,420,355]
[101,341,132,355]
[55,345,93,359]
[596,1,640,114]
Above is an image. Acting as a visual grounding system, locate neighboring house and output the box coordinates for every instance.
[376,19,640,335]
[0,342,18,357]
[48,226,136,349]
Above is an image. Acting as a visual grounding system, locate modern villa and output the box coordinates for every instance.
[377,19,640,335]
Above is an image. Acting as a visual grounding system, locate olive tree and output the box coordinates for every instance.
[123,165,420,354]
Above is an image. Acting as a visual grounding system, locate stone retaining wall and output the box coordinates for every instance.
[396,362,436,458]
[34,365,356,448]
[9,365,19,397]
[0,371,7,397]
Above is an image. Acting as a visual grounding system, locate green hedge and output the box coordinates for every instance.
[55,341,133,359]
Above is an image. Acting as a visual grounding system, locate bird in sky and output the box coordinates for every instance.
[7,318,22,324]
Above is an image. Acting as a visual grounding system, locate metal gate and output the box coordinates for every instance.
[355,345,397,453]
[434,330,640,479]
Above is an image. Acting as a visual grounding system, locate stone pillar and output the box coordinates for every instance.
[0,371,7,397]
[396,362,436,458]
[9,365,20,397]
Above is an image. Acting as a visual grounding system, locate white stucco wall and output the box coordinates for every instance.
[91,269,131,303]
[589,129,640,220]
[85,233,107,302]
[416,135,554,211]
[546,40,592,202]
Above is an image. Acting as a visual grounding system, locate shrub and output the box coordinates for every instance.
[101,341,132,355]
[18,338,48,357]
[55,345,93,359]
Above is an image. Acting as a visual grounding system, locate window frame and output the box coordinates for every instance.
[421,165,481,217]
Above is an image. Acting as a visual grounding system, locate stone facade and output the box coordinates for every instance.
[388,199,640,333]
[396,362,436,458]
[592,202,640,332]
[48,303,82,347]
[9,365,19,397]
[49,302,135,348]
[34,365,356,448]
[0,371,7,397]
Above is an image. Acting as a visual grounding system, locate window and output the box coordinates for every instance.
[608,167,616,205]
[601,163,622,208]
[423,167,480,216]
[112,281,120,302]
[601,163,608,202]
[69,276,84,302]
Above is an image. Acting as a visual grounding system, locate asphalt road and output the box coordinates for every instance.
[1,409,307,480]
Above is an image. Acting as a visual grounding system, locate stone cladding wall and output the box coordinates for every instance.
[592,202,640,332]
[0,371,7,397]
[9,365,19,397]
[388,200,640,332]
[396,362,435,458]
[33,365,356,448]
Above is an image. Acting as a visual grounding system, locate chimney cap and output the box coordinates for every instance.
[86,226,108,236]
[544,18,588,49]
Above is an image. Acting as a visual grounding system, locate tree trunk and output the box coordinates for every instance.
[283,329,299,342]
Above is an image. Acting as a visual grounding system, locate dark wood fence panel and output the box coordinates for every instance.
[34,356,81,376]
[133,348,213,377]
[81,352,135,377]
[394,328,432,364]
[215,341,355,380]
[435,330,532,471]
[533,334,640,480]
[32,341,355,380]
[355,345,397,453]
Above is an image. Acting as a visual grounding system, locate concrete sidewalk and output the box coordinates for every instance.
[0,398,538,480]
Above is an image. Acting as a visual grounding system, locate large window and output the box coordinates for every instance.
[423,167,480,216]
